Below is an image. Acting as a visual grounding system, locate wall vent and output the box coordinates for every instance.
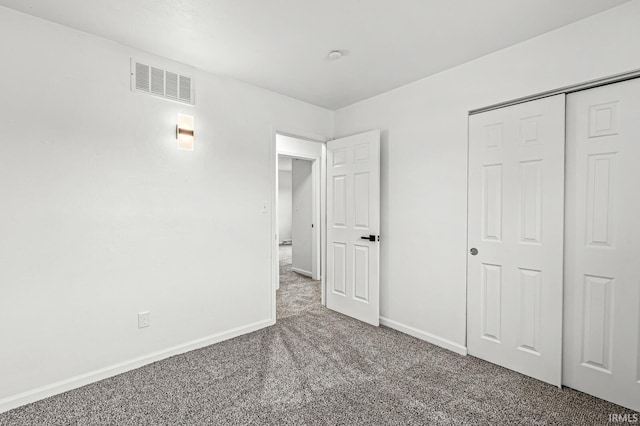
[131,59,194,105]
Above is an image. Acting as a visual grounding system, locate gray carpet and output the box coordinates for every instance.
[0,246,637,425]
[276,244,321,320]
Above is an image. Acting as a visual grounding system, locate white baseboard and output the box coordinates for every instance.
[379,317,468,356]
[291,267,312,277]
[0,319,272,414]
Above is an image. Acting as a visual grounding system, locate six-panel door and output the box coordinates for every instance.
[563,79,640,411]
[326,130,380,326]
[467,95,566,386]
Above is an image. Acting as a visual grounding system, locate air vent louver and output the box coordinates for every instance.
[166,72,178,99]
[150,67,165,96]
[135,62,150,92]
[131,59,194,105]
[179,75,192,103]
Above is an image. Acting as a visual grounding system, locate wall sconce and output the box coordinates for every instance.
[176,113,194,151]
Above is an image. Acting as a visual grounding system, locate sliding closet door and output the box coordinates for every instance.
[563,79,640,411]
[467,95,565,386]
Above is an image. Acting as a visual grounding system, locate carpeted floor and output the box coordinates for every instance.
[1,245,637,425]
[276,244,321,320]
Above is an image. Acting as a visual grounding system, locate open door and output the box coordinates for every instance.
[326,130,380,326]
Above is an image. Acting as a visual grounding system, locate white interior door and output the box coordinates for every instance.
[326,130,380,326]
[563,79,640,411]
[467,95,565,386]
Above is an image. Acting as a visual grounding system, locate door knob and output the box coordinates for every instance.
[470,248,479,256]
[361,235,377,242]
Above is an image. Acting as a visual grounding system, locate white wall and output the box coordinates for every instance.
[334,1,640,354]
[278,169,292,243]
[291,159,313,275]
[0,6,333,409]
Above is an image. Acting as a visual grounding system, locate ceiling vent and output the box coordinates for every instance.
[131,59,194,105]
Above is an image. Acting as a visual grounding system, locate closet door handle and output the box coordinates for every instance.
[361,235,377,242]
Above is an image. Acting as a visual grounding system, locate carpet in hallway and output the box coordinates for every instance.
[277,244,321,320]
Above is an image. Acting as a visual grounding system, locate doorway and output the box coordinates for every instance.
[273,133,325,322]
[271,130,382,327]
[277,155,321,319]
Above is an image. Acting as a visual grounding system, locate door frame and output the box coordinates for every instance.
[270,127,328,324]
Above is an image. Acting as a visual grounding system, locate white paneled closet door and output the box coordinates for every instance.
[467,95,566,386]
[563,78,640,412]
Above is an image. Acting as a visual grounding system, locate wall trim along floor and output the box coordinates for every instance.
[0,319,273,414]
[291,267,313,277]
[379,317,468,356]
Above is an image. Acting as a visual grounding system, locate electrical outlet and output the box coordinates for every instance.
[138,311,150,329]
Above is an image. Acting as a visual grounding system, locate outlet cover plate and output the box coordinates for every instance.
[138,311,150,328]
